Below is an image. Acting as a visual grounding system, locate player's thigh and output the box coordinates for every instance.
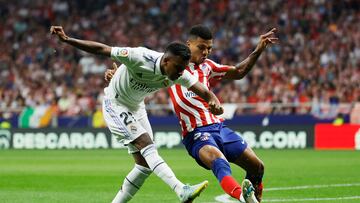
[219,127,248,162]
[132,151,149,168]
[103,99,148,150]
[137,114,154,140]
[220,127,263,171]
[127,114,155,152]
[232,146,264,173]
[183,131,225,169]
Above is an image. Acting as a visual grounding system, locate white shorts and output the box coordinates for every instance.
[102,98,153,154]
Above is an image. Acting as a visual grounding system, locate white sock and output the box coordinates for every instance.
[140,144,185,196]
[112,164,152,203]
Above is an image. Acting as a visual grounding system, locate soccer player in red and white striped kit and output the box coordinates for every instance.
[168,25,277,203]
[106,25,277,203]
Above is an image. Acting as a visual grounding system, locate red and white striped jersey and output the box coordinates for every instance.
[168,59,232,137]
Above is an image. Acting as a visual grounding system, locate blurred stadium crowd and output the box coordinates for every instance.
[0,0,359,120]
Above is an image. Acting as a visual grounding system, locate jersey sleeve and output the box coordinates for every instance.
[175,70,198,88]
[110,47,137,66]
[206,59,232,86]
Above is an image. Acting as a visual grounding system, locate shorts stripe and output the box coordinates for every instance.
[104,99,131,138]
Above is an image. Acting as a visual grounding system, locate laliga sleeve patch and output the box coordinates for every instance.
[117,48,129,57]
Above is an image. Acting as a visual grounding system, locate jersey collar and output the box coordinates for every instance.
[153,54,164,75]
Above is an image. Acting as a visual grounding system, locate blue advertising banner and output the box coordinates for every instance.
[0,125,314,150]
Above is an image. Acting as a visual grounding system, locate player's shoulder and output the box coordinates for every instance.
[136,46,161,55]
[205,58,221,65]
[198,59,220,72]
[204,58,217,64]
[203,58,222,68]
[136,47,162,62]
[112,46,161,56]
[203,58,232,72]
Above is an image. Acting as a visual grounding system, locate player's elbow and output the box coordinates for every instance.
[234,72,245,80]
[232,69,246,80]
[237,74,245,80]
[98,46,112,57]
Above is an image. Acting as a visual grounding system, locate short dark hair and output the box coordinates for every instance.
[189,24,213,40]
[165,41,191,61]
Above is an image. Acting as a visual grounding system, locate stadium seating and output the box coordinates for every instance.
[0,0,359,119]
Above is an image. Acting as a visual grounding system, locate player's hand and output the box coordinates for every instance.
[256,28,278,50]
[208,100,224,115]
[50,26,69,41]
[105,62,118,82]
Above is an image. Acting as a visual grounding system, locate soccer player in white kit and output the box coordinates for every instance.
[50,25,224,203]
[106,25,277,203]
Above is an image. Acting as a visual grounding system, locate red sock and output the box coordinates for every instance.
[220,176,242,199]
[255,182,263,201]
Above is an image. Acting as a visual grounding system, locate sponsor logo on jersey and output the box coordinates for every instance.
[184,91,196,98]
[129,78,157,93]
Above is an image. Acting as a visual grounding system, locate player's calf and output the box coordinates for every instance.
[245,161,264,202]
[212,158,242,200]
[112,164,152,203]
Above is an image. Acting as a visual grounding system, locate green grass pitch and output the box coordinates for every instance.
[1,149,360,202]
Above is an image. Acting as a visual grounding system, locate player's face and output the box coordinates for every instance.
[187,37,213,65]
[164,56,188,81]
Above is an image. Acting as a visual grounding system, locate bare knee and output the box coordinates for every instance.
[199,145,226,168]
[131,133,153,150]
[132,152,149,168]
[234,147,264,175]
[256,159,265,175]
[247,154,264,176]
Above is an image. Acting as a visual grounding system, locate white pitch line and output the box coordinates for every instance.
[214,183,360,203]
[214,195,360,203]
[262,196,360,202]
[265,182,360,191]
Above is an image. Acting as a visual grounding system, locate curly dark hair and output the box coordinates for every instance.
[165,41,191,61]
[189,24,213,40]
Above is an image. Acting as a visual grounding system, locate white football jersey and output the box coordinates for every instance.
[105,47,197,111]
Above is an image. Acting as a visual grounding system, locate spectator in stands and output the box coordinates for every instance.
[0,0,359,118]
[350,97,360,124]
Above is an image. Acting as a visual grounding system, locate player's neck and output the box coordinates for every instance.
[191,62,201,68]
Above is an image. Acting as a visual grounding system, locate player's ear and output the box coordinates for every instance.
[186,40,191,46]
[163,55,170,64]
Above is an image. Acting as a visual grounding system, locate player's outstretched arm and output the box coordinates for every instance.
[50,25,111,57]
[223,28,278,80]
[189,82,224,115]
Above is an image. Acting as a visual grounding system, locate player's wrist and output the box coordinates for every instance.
[61,36,70,42]
[250,49,262,59]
